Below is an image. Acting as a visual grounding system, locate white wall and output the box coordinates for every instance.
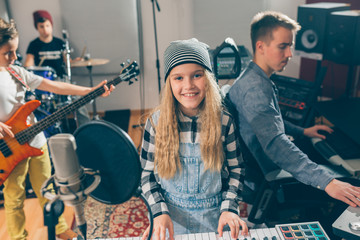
[140,0,194,110]
[7,0,305,111]
[265,0,306,78]
[0,0,10,21]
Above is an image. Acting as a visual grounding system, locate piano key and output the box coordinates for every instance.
[255,228,267,239]
[208,232,217,240]
[222,231,232,240]
[249,229,259,240]
[269,228,279,240]
[195,233,203,240]
[188,233,196,240]
[181,234,189,240]
[82,228,282,240]
[261,228,273,239]
[202,232,210,240]
[175,234,182,240]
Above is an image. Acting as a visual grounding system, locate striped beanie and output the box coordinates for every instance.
[164,38,212,80]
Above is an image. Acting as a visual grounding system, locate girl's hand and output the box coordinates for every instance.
[142,214,174,240]
[218,211,248,239]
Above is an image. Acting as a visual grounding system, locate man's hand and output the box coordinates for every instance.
[325,179,360,207]
[304,125,333,139]
[141,214,174,240]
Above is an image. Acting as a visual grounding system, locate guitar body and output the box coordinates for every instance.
[0,100,43,186]
[0,60,140,186]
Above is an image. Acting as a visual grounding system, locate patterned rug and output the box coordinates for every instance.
[76,197,149,239]
[77,197,249,239]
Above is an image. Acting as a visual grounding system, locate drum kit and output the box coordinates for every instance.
[25,57,110,137]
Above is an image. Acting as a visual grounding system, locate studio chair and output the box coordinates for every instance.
[221,87,294,224]
[238,135,294,225]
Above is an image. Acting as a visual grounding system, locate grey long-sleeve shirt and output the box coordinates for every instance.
[228,61,334,190]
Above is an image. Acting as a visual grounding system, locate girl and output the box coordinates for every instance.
[140,38,248,240]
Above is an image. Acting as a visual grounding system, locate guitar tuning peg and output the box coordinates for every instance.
[120,62,125,68]
[134,77,138,82]
[129,80,134,85]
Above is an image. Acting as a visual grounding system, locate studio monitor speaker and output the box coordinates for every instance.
[324,10,360,65]
[295,2,350,54]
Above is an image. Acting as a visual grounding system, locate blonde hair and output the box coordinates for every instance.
[0,18,18,47]
[151,68,223,179]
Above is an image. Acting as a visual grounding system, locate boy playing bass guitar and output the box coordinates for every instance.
[0,17,114,240]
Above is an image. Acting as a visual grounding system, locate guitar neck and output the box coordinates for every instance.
[16,76,122,144]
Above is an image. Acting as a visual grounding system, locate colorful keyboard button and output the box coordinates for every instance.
[276,221,329,240]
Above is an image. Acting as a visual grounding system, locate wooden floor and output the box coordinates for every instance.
[0,109,149,240]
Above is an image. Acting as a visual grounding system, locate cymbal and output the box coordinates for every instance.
[71,58,110,67]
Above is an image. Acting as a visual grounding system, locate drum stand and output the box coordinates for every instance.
[63,30,81,128]
[86,65,100,120]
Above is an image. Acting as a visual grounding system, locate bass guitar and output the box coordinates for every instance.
[0,61,140,186]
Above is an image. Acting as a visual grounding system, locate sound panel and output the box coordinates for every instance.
[324,10,360,65]
[295,2,350,54]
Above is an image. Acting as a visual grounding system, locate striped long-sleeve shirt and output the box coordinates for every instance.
[140,109,244,217]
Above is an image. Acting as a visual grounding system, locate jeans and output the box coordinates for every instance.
[160,142,223,234]
[3,144,68,240]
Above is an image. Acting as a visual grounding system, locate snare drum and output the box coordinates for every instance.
[26,66,57,100]
[27,66,57,80]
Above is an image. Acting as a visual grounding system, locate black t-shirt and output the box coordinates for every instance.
[26,37,66,77]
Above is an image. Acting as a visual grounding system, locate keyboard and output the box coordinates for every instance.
[320,127,360,160]
[78,221,329,240]
[311,127,360,176]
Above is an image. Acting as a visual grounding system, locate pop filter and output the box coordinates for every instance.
[73,120,141,204]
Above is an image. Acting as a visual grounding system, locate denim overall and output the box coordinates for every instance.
[160,142,222,234]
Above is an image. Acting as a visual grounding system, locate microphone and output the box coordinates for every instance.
[42,134,101,240]
[62,29,69,40]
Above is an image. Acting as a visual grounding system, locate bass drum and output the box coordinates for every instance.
[26,66,57,98]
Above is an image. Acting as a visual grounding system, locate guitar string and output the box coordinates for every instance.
[1,72,126,149]
[0,70,134,159]
[0,85,107,154]
[0,66,138,158]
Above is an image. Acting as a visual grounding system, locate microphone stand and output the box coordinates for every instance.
[130,0,161,142]
[84,53,99,120]
[151,0,161,94]
[43,194,64,240]
[62,30,80,128]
